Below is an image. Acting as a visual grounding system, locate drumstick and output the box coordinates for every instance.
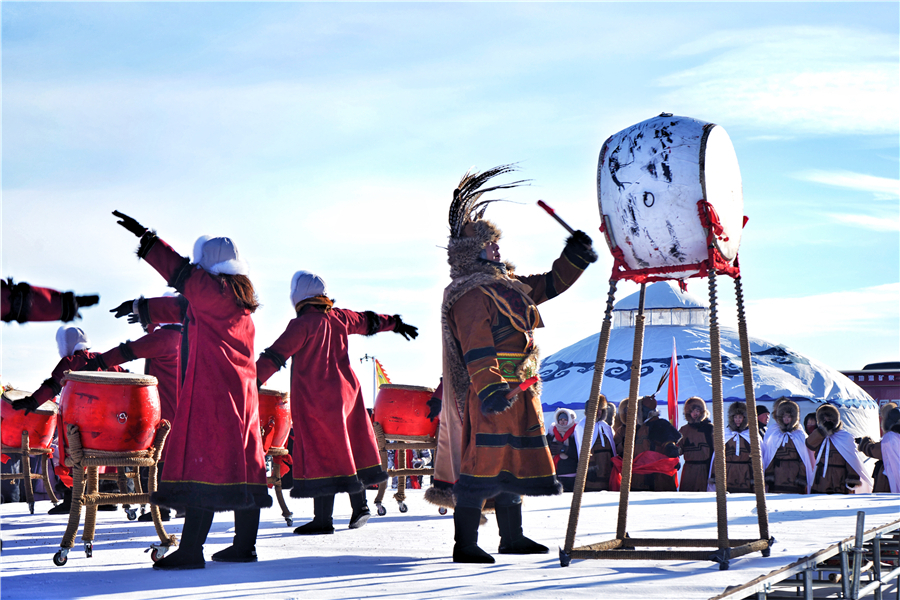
[506,375,541,399]
[537,200,576,235]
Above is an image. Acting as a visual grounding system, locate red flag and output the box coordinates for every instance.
[667,338,679,427]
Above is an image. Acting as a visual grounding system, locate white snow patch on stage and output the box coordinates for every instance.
[1,491,898,599]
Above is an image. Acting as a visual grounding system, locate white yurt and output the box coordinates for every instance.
[539,281,880,439]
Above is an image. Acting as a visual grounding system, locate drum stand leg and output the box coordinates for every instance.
[41,452,59,505]
[394,449,408,513]
[266,448,293,526]
[373,422,388,515]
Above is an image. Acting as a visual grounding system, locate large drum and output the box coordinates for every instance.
[1,389,58,449]
[59,372,161,452]
[597,113,743,280]
[258,387,291,451]
[373,384,436,437]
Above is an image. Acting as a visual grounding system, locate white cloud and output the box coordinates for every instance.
[826,213,900,232]
[658,26,899,136]
[796,169,900,199]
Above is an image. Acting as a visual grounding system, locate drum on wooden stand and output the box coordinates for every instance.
[59,371,161,453]
[373,384,437,437]
[2,389,58,449]
[597,113,744,282]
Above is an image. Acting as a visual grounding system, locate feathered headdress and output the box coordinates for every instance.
[448,164,528,239]
[446,164,528,280]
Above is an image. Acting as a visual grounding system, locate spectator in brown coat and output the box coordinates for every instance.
[762,399,815,494]
[613,396,681,491]
[806,404,872,494]
[677,397,713,492]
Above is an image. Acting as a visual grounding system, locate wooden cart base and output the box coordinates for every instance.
[53,422,175,566]
[372,422,442,516]
[1,431,59,514]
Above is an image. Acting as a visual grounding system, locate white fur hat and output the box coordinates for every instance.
[193,235,249,276]
[56,325,90,358]
[290,271,327,307]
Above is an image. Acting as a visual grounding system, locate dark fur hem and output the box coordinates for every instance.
[151,481,272,513]
[454,472,562,500]
[290,466,388,498]
[424,486,456,509]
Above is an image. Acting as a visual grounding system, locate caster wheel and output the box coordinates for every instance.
[377,505,387,516]
[150,548,160,562]
[84,542,93,558]
[126,509,138,521]
[398,502,408,513]
[53,550,68,566]
[438,507,447,515]
[286,518,293,527]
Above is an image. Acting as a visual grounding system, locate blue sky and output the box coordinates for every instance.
[2,2,898,400]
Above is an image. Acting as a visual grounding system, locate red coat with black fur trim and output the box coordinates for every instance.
[140,234,269,512]
[2,280,81,323]
[257,307,395,498]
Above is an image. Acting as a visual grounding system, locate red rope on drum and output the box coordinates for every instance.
[604,199,742,284]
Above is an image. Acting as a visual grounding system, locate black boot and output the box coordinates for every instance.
[48,488,72,515]
[212,508,260,562]
[293,495,335,535]
[453,507,494,564]
[496,502,548,555]
[348,490,370,529]
[138,507,171,521]
[153,507,213,570]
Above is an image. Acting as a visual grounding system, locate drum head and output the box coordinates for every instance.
[1,390,57,415]
[259,386,289,398]
[377,384,435,394]
[62,371,158,387]
[701,125,743,261]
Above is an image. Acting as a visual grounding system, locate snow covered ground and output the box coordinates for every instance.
[1,490,898,600]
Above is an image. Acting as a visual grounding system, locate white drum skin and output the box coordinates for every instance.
[597,114,743,278]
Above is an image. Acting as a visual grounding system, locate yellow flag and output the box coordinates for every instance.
[374,359,392,388]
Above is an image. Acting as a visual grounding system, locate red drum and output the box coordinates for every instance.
[59,372,161,452]
[258,387,291,451]
[373,384,436,437]
[1,389,58,449]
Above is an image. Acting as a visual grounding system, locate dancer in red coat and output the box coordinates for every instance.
[112,211,270,570]
[2,278,99,323]
[256,270,417,535]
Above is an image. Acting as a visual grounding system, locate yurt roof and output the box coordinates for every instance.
[539,325,877,411]
[614,280,707,311]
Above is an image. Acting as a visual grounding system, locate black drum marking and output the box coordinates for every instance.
[643,191,655,207]
[624,196,641,236]
[666,221,686,261]
[74,393,100,404]
[661,162,673,183]
[609,144,634,191]
[644,161,657,178]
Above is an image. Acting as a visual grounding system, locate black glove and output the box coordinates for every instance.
[112,210,148,237]
[110,300,134,319]
[663,443,681,458]
[392,315,418,340]
[127,313,141,326]
[481,386,514,415]
[426,395,441,422]
[75,295,100,309]
[548,440,564,456]
[857,436,873,452]
[11,396,40,415]
[565,230,599,264]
